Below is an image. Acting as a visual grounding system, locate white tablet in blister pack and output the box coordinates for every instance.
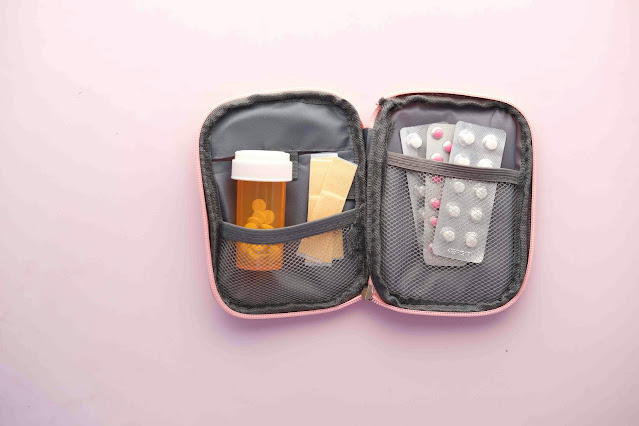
[432,122,507,263]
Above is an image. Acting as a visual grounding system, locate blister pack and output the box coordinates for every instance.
[425,123,455,163]
[422,123,466,266]
[432,122,507,263]
[399,125,429,246]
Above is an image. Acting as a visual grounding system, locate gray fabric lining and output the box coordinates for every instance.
[206,100,354,159]
[367,94,533,312]
[386,103,521,170]
[199,91,368,315]
[386,151,521,184]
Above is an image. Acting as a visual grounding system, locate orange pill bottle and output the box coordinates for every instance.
[231,150,292,271]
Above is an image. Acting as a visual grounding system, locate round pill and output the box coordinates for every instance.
[238,242,252,256]
[474,185,488,199]
[453,180,465,193]
[431,153,444,162]
[407,133,422,149]
[454,154,470,166]
[267,245,282,257]
[429,216,438,227]
[252,210,266,223]
[441,227,455,242]
[263,210,275,225]
[483,134,498,151]
[477,158,494,168]
[432,175,442,183]
[416,185,426,197]
[418,207,427,220]
[470,207,483,222]
[443,140,452,153]
[465,232,478,248]
[431,127,444,139]
[252,199,266,212]
[430,198,441,209]
[252,244,267,254]
[459,129,475,146]
[261,224,274,229]
[247,216,262,226]
[446,203,460,217]
[245,222,258,229]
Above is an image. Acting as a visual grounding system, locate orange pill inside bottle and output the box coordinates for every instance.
[231,150,292,271]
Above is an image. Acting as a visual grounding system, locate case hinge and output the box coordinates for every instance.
[362,127,372,149]
[361,283,374,301]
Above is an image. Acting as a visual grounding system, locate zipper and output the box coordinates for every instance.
[205,88,365,128]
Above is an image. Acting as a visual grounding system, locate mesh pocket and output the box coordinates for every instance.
[377,165,518,307]
[215,225,365,313]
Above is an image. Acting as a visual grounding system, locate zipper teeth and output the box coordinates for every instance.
[203,87,365,128]
[367,105,381,128]
[367,90,534,131]
[366,90,536,317]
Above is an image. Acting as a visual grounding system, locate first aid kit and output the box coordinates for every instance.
[198,91,535,318]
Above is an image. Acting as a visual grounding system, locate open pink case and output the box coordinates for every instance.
[198,91,535,319]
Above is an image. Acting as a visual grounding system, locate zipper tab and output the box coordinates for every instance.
[361,283,374,301]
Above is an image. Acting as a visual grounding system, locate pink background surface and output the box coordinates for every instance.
[2,1,638,424]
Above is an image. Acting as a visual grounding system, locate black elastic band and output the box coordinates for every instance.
[386,151,520,184]
[219,207,359,244]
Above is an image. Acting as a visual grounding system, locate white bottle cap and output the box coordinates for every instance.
[231,150,293,182]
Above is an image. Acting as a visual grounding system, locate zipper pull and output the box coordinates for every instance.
[361,283,374,301]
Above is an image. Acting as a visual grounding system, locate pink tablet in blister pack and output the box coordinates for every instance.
[422,123,466,266]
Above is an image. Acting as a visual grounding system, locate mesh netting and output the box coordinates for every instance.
[377,165,517,305]
[215,226,365,312]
